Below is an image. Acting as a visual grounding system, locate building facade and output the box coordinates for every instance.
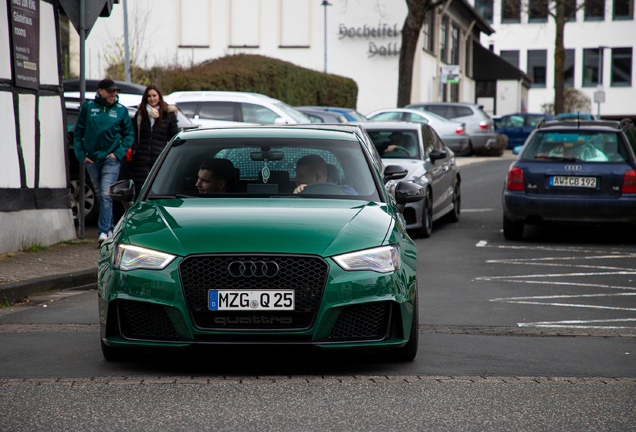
[0,0,75,254]
[471,0,635,118]
[77,0,492,114]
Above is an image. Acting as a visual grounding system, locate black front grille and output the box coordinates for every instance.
[179,255,329,330]
[329,302,390,340]
[119,300,178,339]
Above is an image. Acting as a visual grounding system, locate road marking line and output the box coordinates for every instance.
[478,271,636,280]
[485,280,636,291]
[492,293,636,301]
[463,209,495,212]
[476,240,488,247]
[498,301,636,312]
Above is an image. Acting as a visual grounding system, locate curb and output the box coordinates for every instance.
[0,268,98,305]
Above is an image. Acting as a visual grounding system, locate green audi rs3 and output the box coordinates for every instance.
[100,125,424,361]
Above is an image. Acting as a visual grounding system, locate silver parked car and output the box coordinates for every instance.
[366,108,470,155]
[356,121,461,238]
[405,102,497,154]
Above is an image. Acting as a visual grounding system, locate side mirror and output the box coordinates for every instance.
[108,179,135,209]
[384,165,408,183]
[273,117,288,125]
[395,181,425,205]
[429,149,447,162]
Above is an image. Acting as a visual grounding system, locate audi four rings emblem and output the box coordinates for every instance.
[227,260,280,277]
[564,165,582,171]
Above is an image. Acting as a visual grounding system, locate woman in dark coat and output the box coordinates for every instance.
[131,84,179,192]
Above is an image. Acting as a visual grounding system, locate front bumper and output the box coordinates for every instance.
[99,255,416,350]
[503,191,636,224]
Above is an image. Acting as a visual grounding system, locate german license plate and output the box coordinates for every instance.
[208,290,295,311]
[549,176,597,188]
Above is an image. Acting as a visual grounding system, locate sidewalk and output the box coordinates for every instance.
[0,226,100,305]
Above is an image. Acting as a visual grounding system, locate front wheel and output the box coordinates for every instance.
[387,289,419,362]
[503,215,524,240]
[443,182,461,223]
[411,189,432,238]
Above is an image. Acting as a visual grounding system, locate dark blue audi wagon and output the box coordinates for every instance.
[502,119,636,240]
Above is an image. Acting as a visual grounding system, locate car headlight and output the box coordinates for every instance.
[113,244,176,271]
[332,245,401,273]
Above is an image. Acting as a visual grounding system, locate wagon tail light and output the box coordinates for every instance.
[456,124,465,134]
[623,169,636,193]
[506,166,525,191]
[479,120,490,130]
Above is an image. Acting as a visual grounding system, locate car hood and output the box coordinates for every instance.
[122,198,394,258]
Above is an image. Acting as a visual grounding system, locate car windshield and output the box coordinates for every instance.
[520,130,628,162]
[274,102,313,124]
[365,130,421,159]
[148,136,380,200]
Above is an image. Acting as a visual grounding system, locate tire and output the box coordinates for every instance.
[70,176,99,225]
[411,189,432,238]
[388,289,419,362]
[101,339,129,362]
[443,182,461,223]
[503,215,524,240]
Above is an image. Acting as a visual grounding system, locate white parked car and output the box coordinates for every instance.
[164,91,312,127]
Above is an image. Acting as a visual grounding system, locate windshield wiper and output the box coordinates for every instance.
[148,194,195,199]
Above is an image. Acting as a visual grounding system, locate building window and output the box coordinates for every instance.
[527,50,547,88]
[585,0,605,20]
[230,0,260,48]
[611,47,632,87]
[565,0,577,20]
[440,17,448,63]
[583,48,604,87]
[564,49,575,87]
[465,37,472,77]
[476,0,494,23]
[500,50,520,68]
[422,12,435,53]
[502,0,521,23]
[450,24,460,65]
[529,0,549,22]
[280,0,310,47]
[614,0,634,19]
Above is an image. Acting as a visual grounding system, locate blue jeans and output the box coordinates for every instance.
[85,157,120,235]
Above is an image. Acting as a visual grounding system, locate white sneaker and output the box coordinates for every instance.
[98,232,108,244]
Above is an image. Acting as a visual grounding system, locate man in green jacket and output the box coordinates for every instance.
[74,79,135,243]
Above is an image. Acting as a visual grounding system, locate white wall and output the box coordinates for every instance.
[82,0,482,114]
[0,92,21,188]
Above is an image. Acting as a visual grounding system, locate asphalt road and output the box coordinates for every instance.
[1,157,635,431]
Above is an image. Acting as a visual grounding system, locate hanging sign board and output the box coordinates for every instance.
[10,0,39,90]
[440,65,460,84]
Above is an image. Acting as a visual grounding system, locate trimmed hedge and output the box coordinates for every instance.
[148,55,358,108]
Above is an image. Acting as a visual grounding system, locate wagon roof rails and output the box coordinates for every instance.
[536,119,621,129]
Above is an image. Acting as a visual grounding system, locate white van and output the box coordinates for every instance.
[164,91,311,128]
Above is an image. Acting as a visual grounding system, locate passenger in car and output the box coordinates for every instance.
[196,159,237,194]
[293,154,358,195]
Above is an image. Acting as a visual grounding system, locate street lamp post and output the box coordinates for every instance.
[596,46,606,118]
[321,1,332,73]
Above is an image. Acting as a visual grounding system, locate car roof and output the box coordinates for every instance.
[408,102,479,108]
[63,79,146,95]
[176,124,362,141]
[537,120,621,131]
[350,121,425,131]
[166,91,278,103]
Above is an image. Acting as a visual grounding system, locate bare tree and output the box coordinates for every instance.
[397,0,444,107]
[541,87,592,114]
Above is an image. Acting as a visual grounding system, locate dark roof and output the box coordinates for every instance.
[452,0,495,35]
[473,42,532,87]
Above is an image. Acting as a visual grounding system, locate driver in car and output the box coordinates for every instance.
[293,154,358,195]
[196,159,235,194]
